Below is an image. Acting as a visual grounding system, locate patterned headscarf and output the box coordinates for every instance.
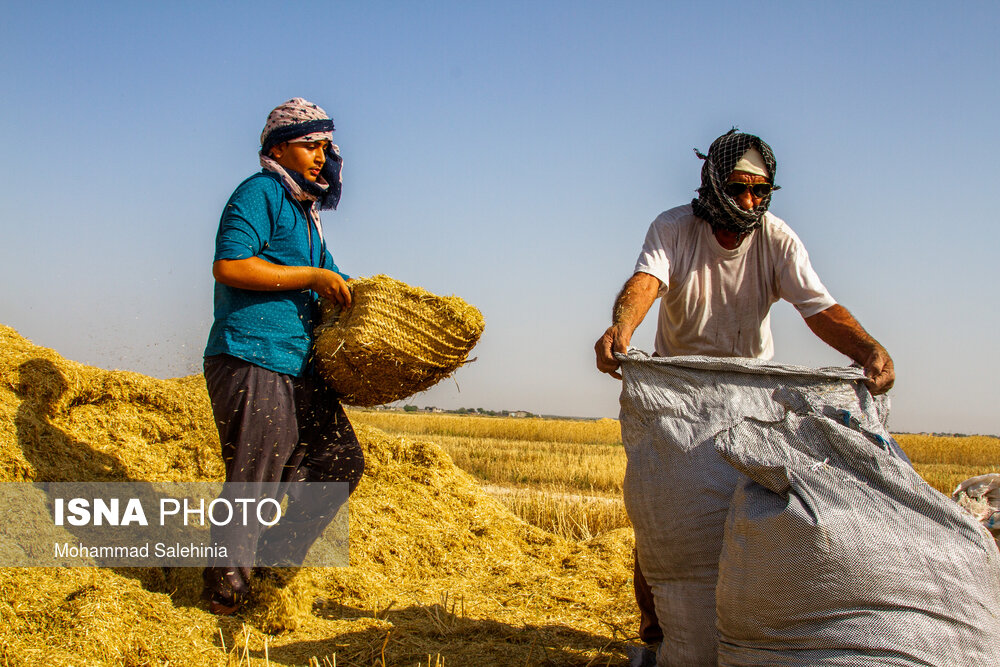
[259,98,342,212]
[691,129,779,234]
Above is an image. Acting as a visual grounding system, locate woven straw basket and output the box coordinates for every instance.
[313,275,485,407]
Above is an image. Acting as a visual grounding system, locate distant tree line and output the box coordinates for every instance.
[400,405,536,418]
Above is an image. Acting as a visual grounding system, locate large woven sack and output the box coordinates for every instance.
[714,387,1000,666]
[953,473,1000,549]
[618,351,892,666]
[313,275,484,407]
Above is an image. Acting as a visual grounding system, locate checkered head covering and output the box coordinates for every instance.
[691,129,779,234]
[259,98,342,211]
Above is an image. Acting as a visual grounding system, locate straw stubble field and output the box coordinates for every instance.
[348,411,1000,543]
[0,325,635,666]
[2,323,997,666]
[346,413,629,542]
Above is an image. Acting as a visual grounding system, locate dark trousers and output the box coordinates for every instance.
[634,550,663,644]
[203,354,365,570]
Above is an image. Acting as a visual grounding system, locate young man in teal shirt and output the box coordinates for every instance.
[203,98,365,614]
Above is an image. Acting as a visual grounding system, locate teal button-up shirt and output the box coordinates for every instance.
[205,171,347,377]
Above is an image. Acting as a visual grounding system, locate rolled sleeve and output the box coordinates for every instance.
[776,232,837,317]
[213,180,277,261]
[634,217,673,298]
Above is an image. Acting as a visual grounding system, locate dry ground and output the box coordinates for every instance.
[2,324,994,665]
[0,325,635,666]
[349,410,999,540]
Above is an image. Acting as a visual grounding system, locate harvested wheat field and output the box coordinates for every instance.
[0,324,635,666]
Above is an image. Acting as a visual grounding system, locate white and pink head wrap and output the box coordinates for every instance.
[260,98,336,155]
[258,97,343,213]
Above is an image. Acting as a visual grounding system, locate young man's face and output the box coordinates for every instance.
[270,140,329,181]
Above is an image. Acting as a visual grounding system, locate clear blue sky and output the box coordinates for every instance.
[2,2,998,434]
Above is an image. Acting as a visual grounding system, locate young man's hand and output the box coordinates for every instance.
[213,258,352,309]
[310,269,352,308]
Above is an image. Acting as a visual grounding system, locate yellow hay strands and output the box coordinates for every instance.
[313,275,485,407]
[0,325,633,666]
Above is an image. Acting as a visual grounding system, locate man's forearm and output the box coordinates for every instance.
[805,304,895,394]
[804,304,880,364]
[213,257,317,292]
[611,272,661,334]
[595,272,662,377]
[214,257,353,306]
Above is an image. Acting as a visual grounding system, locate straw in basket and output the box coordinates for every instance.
[313,275,485,407]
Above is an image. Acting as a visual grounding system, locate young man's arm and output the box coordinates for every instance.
[213,257,352,307]
[804,304,894,394]
[594,272,661,379]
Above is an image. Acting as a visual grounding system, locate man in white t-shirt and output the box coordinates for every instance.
[594,129,894,650]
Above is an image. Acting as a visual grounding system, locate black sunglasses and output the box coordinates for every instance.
[723,182,777,198]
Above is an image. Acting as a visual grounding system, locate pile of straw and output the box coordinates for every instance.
[313,275,484,407]
[0,325,634,666]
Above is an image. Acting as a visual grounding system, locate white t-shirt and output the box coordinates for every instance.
[634,204,836,359]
